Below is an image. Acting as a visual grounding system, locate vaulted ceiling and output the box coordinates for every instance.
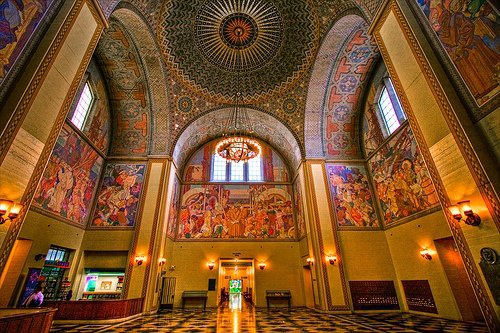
[94,0,383,164]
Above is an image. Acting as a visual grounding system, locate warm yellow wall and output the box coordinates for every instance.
[0,0,102,249]
[165,241,305,308]
[18,210,85,275]
[374,2,500,324]
[385,211,460,319]
[127,161,166,309]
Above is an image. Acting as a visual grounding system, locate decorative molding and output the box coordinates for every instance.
[141,160,167,301]
[321,162,352,309]
[305,160,333,311]
[0,0,104,275]
[371,2,499,330]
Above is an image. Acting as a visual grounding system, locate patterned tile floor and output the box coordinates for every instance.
[51,305,489,332]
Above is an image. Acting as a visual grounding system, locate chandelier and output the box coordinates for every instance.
[215,14,261,163]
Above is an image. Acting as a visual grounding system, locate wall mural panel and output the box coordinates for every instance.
[362,83,384,156]
[167,175,180,239]
[0,0,54,84]
[80,59,111,154]
[32,123,103,226]
[293,177,306,238]
[91,163,146,227]
[326,164,379,228]
[368,126,439,226]
[177,184,295,240]
[416,0,499,106]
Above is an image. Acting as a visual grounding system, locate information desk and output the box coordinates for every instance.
[0,308,56,333]
[43,298,142,320]
[181,291,208,310]
[266,290,291,309]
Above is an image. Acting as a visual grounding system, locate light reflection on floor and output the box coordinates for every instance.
[51,306,489,332]
[217,293,256,333]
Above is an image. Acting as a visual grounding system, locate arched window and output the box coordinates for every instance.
[210,154,263,182]
[377,78,406,135]
[70,82,94,130]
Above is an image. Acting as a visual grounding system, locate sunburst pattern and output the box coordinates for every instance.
[195,0,282,72]
[158,0,317,103]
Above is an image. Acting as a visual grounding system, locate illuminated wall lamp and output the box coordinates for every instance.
[420,249,432,260]
[207,262,215,270]
[306,257,314,266]
[258,262,266,270]
[0,199,23,224]
[325,255,337,265]
[159,258,167,266]
[135,255,146,266]
[448,200,481,226]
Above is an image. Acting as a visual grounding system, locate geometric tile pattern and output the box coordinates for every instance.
[96,19,150,156]
[172,107,302,170]
[157,0,318,104]
[323,22,378,159]
[304,14,365,158]
[51,307,489,333]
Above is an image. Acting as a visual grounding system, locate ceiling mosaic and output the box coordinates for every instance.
[96,19,150,156]
[157,0,319,103]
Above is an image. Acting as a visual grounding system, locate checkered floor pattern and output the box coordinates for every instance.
[51,307,488,332]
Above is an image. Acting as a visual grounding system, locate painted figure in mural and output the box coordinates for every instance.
[370,127,439,225]
[0,0,24,49]
[417,0,499,104]
[92,164,145,227]
[178,185,295,239]
[1,0,52,81]
[33,125,103,225]
[327,165,378,228]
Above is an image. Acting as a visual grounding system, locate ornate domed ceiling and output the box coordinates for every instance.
[158,0,319,103]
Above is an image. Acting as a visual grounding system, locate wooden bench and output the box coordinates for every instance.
[181,291,208,310]
[266,290,291,309]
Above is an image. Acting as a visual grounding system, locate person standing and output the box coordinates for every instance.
[22,285,44,307]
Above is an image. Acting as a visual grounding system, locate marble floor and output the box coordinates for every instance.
[51,298,488,333]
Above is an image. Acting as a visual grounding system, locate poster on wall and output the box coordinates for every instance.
[177,184,295,240]
[17,268,41,306]
[91,163,146,227]
[32,123,104,226]
[0,0,55,85]
[326,164,379,228]
[415,0,499,106]
[166,175,180,239]
[368,126,439,226]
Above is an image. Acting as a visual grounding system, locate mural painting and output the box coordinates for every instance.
[177,184,295,240]
[80,60,111,154]
[0,0,54,84]
[368,126,439,226]
[33,123,103,226]
[167,176,180,239]
[416,0,499,106]
[293,177,306,237]
[363,84,384,156]
[91,163,146,227]
[326,165,379,228]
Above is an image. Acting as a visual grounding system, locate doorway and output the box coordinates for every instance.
[218,258,255,308]
[302,265,315,308]
[434,237,484,322]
